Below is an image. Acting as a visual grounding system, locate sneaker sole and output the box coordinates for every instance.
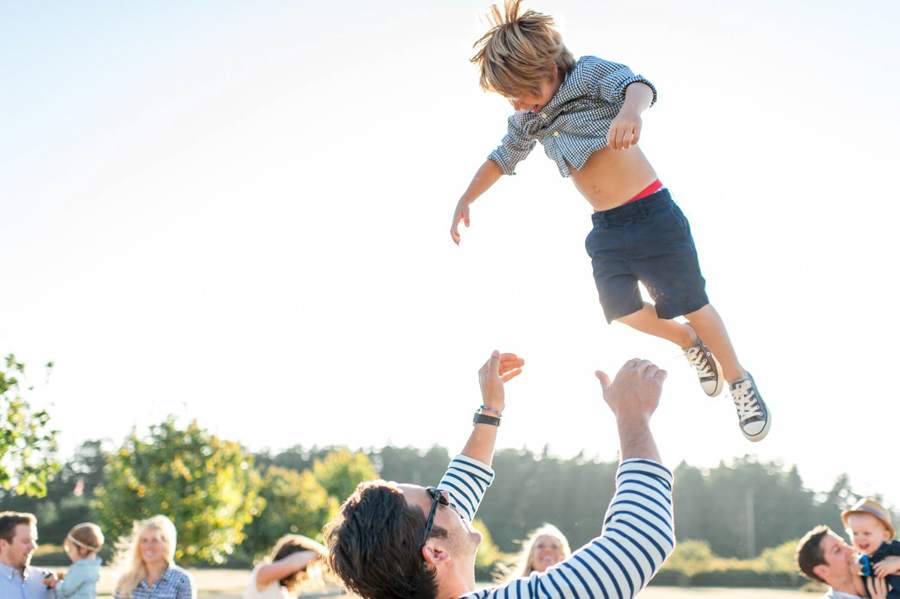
[740,373,770,442]
[742,410,771,442]
[704,354,725,398]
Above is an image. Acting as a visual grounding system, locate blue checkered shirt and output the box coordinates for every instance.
[113,565,195,599]
[487,56,657,178]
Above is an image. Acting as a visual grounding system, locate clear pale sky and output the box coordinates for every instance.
[2,1,899,505]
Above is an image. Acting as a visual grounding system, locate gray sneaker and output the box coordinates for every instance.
[683,328,724,397]
[730,372,771,442]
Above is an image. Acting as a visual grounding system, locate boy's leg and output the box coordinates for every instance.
[685,303,770,442]
[683,304,746,384]
[616,302,697,349]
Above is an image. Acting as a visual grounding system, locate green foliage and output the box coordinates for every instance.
[311,447,377,500]
[663,539,717,577]
[92,417,263,564]
[473,519,502,570]
[238,466,337,560]
[0,354,59,497]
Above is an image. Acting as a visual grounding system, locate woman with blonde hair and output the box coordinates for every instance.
[509,524,572,579]
[113,515,196,599]
[243,535,327,599]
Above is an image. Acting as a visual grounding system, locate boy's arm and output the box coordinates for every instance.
[450,159,502,245]
[608,82,655,151]
[450,115,535,245]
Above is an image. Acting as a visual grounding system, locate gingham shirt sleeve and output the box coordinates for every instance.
[460,459,675,599]
[487,114,537,176]
[582,56,658,107]
[437,454,494,522]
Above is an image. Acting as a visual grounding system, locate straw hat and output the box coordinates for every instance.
[841,498,895,538]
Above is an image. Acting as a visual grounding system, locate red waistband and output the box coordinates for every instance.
[626,179,664,204]
[593,180,664,213]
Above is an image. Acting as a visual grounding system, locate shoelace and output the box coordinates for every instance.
[684,346,715,379]
[731,379,762,422]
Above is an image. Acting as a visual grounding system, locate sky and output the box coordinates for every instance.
[2,0,899,507]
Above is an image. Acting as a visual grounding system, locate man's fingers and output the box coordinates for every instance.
[488,349,501,376]
[634,359,654,373]
[653,368,668,383]
[500,368,522,382]
[595,370,611,393]
[607,127,617,150]
[499,358,525,374]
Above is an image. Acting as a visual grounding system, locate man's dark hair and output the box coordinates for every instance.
[0,512,36,544]
[323,480,447,599]
[796,525,831,583]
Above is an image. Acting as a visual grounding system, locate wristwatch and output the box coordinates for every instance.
[473,412,501,427]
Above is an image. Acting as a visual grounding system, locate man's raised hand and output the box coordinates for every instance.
[478,350,524,411]
[595,358,667,423]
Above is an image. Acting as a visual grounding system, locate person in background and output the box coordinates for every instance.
[505,524,571,580]
[44,522,104,599]
[243,534,327,599]
[113,515,195,599]
[0,511,54,599]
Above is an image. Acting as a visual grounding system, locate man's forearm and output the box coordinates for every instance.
[459,159,503,205]
[460,422,498,467]
[617,416,661,463]
[622,82,654,115]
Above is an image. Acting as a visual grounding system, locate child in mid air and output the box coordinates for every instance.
[843,498,900,597]
[449,0,770,441]
[44,523,104,599]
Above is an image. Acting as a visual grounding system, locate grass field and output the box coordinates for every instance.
[86,567,819,598]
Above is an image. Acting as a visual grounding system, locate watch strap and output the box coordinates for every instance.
[473,412,501,427]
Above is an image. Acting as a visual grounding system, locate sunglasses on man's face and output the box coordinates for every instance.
[422,486,451,547]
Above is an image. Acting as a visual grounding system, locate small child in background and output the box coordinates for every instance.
[842,498,900,598]
[45,523,104,599]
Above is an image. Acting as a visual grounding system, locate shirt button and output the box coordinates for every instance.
[553,131,560,137]
[540,112,548,119]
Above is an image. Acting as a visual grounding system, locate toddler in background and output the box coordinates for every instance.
[842,498,900,598]
[45,523,104,599]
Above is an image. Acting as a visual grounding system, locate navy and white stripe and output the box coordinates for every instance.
[487,56,657,178]
[438,454,495,522]
[459,458,675,599]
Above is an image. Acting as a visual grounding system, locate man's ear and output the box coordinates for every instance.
[422,539,453,568]
[812,563,829,583]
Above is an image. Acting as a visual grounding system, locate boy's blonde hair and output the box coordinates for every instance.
[471,0,574,98]
[65,522,104,557]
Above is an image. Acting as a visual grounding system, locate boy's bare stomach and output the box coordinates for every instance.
[569,146,659,212]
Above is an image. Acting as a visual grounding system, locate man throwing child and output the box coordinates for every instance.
[324,350,675,599]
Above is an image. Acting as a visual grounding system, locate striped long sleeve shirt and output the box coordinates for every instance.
[438,455,675,599]
[487,56,657,179]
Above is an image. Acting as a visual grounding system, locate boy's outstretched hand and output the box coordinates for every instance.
[450,199,470,245]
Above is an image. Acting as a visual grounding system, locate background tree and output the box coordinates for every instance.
[92,417,263,564]
[0,440,108,545]
[238,466,337,560]
[0,354,59,497]
[311,447,377,501]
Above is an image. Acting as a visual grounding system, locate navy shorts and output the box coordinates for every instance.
[584,188,709,323]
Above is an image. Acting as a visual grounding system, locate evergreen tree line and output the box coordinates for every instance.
[2,417,892,566]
